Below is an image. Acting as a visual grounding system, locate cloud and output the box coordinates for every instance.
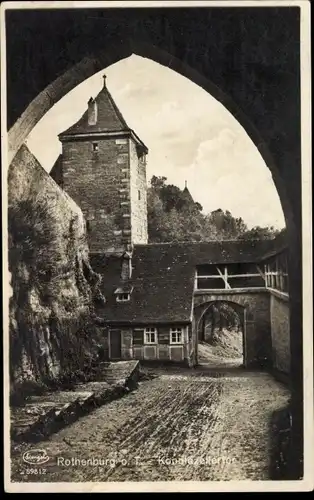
[116,83,133,96]
[155,100,180,118]
[194,129,237,163]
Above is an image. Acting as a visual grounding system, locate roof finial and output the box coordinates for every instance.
[103,74,107,87]
[185,180,187,189]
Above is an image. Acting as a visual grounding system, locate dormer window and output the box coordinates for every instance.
[116,293,130,302]
[114,285,133,303]
[92,143,99,152]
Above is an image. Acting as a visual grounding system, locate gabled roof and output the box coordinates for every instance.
[58,76,148,153]
[114,285,134,295]
[91,239,277,324]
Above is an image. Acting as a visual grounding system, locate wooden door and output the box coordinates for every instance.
[109,329,121,360]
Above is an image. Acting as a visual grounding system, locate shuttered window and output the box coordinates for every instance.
[133,329,144,345]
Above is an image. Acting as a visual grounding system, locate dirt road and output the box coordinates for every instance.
[11,365,290,482]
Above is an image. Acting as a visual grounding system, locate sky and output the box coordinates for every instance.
[26,54,285,230]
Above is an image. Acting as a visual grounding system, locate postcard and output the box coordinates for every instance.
[2,0,313,493]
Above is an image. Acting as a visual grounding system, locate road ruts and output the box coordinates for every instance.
[10,370,290,483]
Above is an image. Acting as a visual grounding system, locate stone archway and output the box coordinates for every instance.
[5,8,304,478]
[193,292,272,369]
[195,300,245,368]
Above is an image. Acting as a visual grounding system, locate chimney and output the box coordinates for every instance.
[88,97,98,126]
[121,251,133,281]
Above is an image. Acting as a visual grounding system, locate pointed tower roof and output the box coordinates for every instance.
[59,75,148,152]
[182,180,194,204]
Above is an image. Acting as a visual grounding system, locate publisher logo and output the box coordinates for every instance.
[22,449,49,465]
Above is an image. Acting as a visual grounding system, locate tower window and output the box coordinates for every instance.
[92,143,99,152]
[138,190,141,200]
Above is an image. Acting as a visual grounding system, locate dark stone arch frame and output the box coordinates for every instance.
[5,8,303,478]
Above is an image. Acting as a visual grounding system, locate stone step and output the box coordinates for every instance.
[74,381,111,393]
[28,391,86,404]
[11,360,140,443]
[97,360,139,385]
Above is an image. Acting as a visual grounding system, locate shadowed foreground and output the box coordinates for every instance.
[11,366,289,482]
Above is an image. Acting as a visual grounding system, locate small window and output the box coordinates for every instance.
[170,327,183,344]
[138,190,141,201]
[92,143,99,152]
[116,293,130,302]
[144,327,157,344]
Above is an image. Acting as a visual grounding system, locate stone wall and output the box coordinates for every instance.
[270,291,290,374]
[8,145,105,393]
[60,136,132,254]
[129,139,148,244]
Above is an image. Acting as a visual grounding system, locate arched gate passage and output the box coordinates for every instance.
[193,291,272,369]
[195,300,245,367]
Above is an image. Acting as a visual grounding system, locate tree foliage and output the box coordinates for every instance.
[147,176,282,243]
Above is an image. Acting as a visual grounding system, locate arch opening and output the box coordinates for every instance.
[194,300,246,370]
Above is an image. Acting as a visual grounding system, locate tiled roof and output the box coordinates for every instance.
[91,240,276,324]
[59,79,130,137]
[138,240,275,265]
[259,231,288,260]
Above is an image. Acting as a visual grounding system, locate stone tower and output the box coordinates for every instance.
[53,75,148,254]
